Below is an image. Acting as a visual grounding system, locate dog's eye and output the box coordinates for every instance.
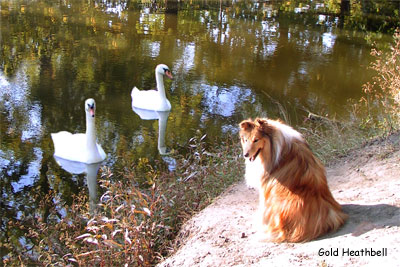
[253,139,259,143]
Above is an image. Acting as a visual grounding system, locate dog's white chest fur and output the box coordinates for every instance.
[244,157,264,190]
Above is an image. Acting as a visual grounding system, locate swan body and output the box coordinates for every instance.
[51,98,106,164]
[131,64,173,111]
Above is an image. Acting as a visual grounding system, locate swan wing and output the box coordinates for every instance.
[131,87,171,111]
[96,143,107,161]
[131,87,159,102]
[51,132,87,162]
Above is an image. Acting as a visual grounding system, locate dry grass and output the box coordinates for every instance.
[361,29,400,131]
[3,134,243,266]
[302,29,400,164]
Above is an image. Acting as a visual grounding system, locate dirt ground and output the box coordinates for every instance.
[158,132,400,267]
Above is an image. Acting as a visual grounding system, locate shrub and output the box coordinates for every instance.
[361,29,400,131]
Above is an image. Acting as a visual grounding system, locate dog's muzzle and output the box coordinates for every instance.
[244,148,261,162]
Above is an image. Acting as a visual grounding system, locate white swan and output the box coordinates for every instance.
[131,64,173,111]
[51,98,106,164]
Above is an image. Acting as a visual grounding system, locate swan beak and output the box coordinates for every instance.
[89,108,95,117]
[165,70,173,79]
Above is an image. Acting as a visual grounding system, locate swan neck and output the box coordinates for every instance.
[156,72,166,99]
[86,114,97,149]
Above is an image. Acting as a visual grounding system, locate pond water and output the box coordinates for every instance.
[0,0,396,258]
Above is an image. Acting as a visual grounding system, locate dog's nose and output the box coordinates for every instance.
[244,152,249,158]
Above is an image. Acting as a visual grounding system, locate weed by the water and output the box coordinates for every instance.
[302,29,400,164]
[3,134,243,266]
[361,29,400,132]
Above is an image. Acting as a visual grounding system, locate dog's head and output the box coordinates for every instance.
[239,118,274,162]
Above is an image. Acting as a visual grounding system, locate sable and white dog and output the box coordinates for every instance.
[239,118,347,242]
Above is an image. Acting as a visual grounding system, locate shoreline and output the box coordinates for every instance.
[158,131,400,266]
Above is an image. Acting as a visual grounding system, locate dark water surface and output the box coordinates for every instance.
[0,0,396,257]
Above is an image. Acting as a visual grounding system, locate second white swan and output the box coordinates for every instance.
[131,64,173,111]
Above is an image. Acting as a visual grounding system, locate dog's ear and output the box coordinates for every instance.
[255,118,273,135]
[255,118,268,127]
[239,120,254,131]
